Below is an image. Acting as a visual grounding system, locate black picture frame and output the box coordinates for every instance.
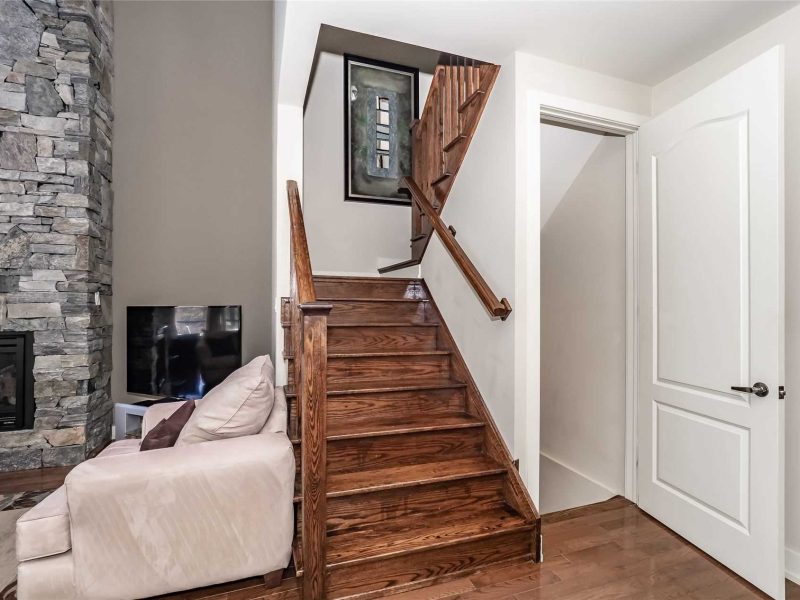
[344,54,419,205]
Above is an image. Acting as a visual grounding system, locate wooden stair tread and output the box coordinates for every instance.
[458,88,486,113]
[326,322,438,328]
[322,378,467,396]
[319,297,429,303]
[327,506,532,568]
[312,275,422,283]
[286,350,449,360]
[329,413,483,440]
[430,172,453,186]
[443,133,467,152]
[291,413,483,444]
[293,456,504,502]
[328,456,504,497]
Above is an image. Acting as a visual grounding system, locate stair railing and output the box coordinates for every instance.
[287,180,330,600]
[390,59,500,265]
[379,59,508,319]
[403,177,511,320]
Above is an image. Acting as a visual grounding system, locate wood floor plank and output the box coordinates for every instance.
[141,486,800,599]
[152,496,800,599]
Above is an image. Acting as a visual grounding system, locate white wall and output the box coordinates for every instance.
[303,52,431,276]
[651,4,800,582]
[423,52,518,450]
[113,1,273,405]
[423,51,649,504]
[539,125,603,228]
[540,125,626,513]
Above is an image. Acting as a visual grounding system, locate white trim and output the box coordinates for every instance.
[625,131,640,503]
[537,103,640,504]
[787,547,800,585]
[540,451,619,497]
[541,104,640,136]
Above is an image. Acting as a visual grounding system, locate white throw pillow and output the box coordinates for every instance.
[176,355,275,445]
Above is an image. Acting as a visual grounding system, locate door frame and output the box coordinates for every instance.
[539,104,641,502]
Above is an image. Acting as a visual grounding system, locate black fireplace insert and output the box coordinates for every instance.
[0,332,34,431]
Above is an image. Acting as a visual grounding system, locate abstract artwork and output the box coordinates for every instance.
[344,54,419,204]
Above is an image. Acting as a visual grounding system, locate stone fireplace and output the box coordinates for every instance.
[0,332,34,431]
[0,0,113,471]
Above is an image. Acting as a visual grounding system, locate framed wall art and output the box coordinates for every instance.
[344,54,419,205]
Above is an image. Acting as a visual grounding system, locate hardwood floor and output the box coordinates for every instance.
[4,466,799,599]
[0,465,71,495]
[159,497,800,599]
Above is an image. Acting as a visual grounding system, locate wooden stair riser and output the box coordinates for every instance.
[327,528,534,599]
[327,428,485,473]
[326,387,466,426]
[327,473,507,533]
[314,277,427,300]
[288,353,451,386]
[326,300,429,325]
[326,325,438,353]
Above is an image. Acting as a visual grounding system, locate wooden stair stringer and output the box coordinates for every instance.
[419,279,542,536]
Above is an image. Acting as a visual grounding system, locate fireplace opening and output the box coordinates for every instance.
[0,333,34,432]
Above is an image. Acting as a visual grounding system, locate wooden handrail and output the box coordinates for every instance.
[287,180,329,600]
[287,180,316,305]
[403,176,511,320]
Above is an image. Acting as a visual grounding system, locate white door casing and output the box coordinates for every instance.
[637,46,785,598]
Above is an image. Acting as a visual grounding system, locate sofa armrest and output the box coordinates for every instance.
[65,433,295,600]
[141,400,188,438]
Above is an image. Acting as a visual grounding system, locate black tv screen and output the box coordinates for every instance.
[127,306,242,399]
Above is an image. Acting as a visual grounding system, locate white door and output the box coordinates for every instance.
[638,46,785,598]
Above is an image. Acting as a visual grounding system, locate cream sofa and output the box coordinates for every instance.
[15,388,295,600]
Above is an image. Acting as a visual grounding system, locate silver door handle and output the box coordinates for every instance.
[731,382,769,397]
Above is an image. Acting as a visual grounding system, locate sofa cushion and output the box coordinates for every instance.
[17,550,76,600]
[141,400,189,438]
[16,485,70,561]
[141,399,195,451]
[176,355,274,445]
[97,438,141,458]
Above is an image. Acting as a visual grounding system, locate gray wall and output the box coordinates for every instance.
[112,1,273,405]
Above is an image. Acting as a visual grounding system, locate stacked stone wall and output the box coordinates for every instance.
[0,0,113,471]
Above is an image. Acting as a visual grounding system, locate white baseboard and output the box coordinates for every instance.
[787,546,800,585]
[540,452,619,514]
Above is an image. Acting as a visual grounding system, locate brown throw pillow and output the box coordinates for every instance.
[140,400,196,451]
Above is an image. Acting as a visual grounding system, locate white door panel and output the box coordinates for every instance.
[638,46,784,598]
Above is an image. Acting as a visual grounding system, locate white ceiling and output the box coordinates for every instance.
[499,1,798,84]
[306,1,797,86]
[279,1,799,105]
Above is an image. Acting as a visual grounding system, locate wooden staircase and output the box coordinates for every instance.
[282,275,540,599]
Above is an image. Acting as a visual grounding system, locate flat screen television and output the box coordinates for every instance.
[127,306,242,399]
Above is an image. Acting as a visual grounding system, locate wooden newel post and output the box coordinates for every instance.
[299,302,331,600]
